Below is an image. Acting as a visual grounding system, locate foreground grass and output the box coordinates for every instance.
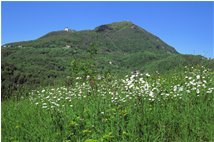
[2,67,214,141]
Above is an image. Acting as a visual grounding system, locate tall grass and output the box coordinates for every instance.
[2,67,214,141]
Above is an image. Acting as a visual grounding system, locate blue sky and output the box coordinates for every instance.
[1,1,214,58]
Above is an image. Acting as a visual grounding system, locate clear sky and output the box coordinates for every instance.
[1,1,214,58]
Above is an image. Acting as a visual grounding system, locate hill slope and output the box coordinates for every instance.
[2,21,214,98]
[4,21,177,53]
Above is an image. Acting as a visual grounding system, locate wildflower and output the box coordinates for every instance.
[149,92,155,98]
[196,75,200,80]
[129,84,134,89]
[42,105,47,109]
[145,73,150,77]
[206,88,213,94]
[173,86,177,92]
[54,103,59,107]
[190,81,196,86]
[196,89,200,94]
[76,77,81,80]
[192,87,196,90]
[139,78,145,83]
[165,93,170,96]
[179,86,183,92]
[149,98,155,101]
[97,75,102,80]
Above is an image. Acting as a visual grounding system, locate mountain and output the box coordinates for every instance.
[4,21,177,53]
[2,21,214,98]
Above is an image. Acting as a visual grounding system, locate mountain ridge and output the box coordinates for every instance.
[3,21,178,54]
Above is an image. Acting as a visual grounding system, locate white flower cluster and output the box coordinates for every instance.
[122,72,156,101]
[29,67,214,110]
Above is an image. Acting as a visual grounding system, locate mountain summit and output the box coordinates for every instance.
[4,21,177,54]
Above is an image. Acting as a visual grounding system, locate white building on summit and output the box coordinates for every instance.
[64,27,69,32]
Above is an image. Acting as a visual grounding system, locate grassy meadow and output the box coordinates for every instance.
[2,66,214,141]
